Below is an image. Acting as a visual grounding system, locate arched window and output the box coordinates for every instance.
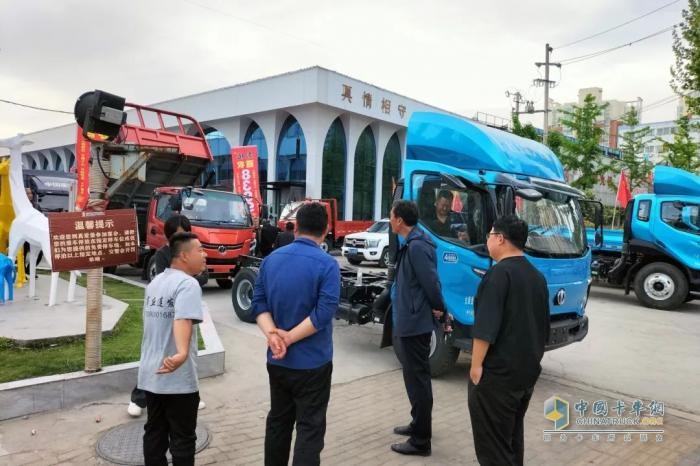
[381,133,401,217]
[243,122,269,197]
[276,116,307,182]
[322,118,346,218]
[205,130,232,189]
[353,126,376,220]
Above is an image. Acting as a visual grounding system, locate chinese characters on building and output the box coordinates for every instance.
[341,84,408,118]
[48,209,139,272]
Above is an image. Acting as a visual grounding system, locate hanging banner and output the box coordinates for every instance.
[231,145,262,219]
[75,126,91,211]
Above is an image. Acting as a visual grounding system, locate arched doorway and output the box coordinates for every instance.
[321,118,346,218]
[353,126,375,220]
[381,133,401,218]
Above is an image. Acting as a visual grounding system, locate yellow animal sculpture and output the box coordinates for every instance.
[0,157,27,287]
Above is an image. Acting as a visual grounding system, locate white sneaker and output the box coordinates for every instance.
[127,402,143,417]
[198,400,206,410]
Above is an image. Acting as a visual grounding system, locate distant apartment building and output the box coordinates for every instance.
[550,87,642,147]
[618,116,700,165]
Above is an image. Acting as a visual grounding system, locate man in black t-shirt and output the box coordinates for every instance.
[468,215,550,466]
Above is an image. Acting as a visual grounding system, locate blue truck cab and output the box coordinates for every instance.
[391,112,598,375]
[589,165,700,310]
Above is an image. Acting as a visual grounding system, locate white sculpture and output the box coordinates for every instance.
[0,134,59,302]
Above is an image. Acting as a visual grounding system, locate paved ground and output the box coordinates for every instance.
[1,258,699,465]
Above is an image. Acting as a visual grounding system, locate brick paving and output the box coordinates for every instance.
[2,365,699,465]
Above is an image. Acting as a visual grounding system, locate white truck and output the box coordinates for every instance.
[341,219,390,267]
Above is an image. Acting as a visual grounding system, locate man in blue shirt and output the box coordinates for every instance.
[251,202,341,466]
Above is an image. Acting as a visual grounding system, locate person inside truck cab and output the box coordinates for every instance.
[424,189,455,237]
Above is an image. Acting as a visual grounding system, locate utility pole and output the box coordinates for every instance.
[533,43,561,142]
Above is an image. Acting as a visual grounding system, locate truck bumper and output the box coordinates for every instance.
[341,247,382,262]
[545,315,589,351]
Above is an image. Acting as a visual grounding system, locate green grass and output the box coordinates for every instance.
[0,274,205,384]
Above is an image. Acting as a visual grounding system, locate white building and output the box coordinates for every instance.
[17,66,461,221]
[550,87,641,147]
[618,116,700,164]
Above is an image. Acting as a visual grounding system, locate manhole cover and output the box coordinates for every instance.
[96,420,211,465]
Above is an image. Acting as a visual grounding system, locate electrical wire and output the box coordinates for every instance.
[0,98,72,115]
[559,25,675,65]
[554,0,680,49]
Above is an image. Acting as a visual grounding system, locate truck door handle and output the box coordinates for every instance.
[150,227,156,235]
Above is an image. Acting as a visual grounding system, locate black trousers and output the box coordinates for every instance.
[265,362,332,466]
[393,333,432,448]
[132,386,147,408]
[143,391,200,466]
[468,378,534,466]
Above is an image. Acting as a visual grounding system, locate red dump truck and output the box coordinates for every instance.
[277,198,373,251]
[75,91,256,287]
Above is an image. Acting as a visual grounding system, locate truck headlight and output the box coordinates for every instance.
[366,239,380,248]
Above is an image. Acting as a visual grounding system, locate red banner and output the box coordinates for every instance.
[616,171,632,208]
[75,126,91,211]
[231,145,262,219]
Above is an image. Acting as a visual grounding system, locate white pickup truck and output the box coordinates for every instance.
[340,219,390,267]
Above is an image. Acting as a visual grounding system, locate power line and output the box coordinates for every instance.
[0,98,72,115]
[559,25,675,65]
[554,0,681,49]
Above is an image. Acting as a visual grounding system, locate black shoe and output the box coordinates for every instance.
[390,441,431,457]
[393,425,413,436]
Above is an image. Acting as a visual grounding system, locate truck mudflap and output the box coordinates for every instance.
[546,315,589,351]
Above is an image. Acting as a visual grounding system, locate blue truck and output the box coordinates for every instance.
[231,112,601,375]
[587,165,700,310]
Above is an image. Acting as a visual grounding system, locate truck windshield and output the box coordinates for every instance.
[280,201,304,220]
[37,193,70,212]
[515,191,586,257]
[181,190,252,226]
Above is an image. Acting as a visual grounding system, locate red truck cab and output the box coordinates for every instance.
[146,186,255,286]
[277,198,373,251]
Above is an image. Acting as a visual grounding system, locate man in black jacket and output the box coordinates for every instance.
[273,221,295,249]
[389,200,445,457]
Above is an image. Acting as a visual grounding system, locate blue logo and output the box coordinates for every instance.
[443,252,458,263]
[544,396,569,430]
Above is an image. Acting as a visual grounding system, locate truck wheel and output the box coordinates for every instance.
[145,256,158,283]
[216,279,233,289]
[429,324,460,377]
[347,257,362,266]
[231,268,258,323]
[378,247,389,268]
[320,238,333,253]
[634,262,688,310]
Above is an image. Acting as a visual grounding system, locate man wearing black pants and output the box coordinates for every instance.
[137,233,207,466]
[251,202,341,466]
[468,215,550,466]
[388,200,446,457]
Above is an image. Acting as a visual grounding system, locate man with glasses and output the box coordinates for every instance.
[468,215,550,466]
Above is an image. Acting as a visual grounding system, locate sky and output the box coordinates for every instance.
[0,0,688,137]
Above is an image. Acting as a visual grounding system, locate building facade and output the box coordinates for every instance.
[18,67,460,221]
[618,117,700,165]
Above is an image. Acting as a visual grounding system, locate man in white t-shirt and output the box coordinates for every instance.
[137,232,206,466]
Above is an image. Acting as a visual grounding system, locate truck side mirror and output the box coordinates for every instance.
[515,188,543,202]
[681,206,700,231]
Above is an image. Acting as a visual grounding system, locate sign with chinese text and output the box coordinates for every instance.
[48,209,138,272]
[231,145,262,219]
[75,126,91,211]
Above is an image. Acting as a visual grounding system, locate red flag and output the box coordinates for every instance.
[231,145,262,219]
[74,126,91,211]
[616,171,632,208]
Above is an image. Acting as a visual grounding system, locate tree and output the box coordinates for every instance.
[556,94,616,196]
[619,107,653,191]
[671,0,700,116]
[512,113,541,142]
[659,115,700,173]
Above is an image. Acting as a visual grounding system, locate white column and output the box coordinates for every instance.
[372,123,396,220]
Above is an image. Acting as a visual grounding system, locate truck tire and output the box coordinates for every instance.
[320,238,333,253]
[146,256,158,283]
[231,268,258,323]
[347,257,362,266]
[634,262,688,310]
[378,247,389,268]
[429,324,460,377]
[216,278,233,289]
